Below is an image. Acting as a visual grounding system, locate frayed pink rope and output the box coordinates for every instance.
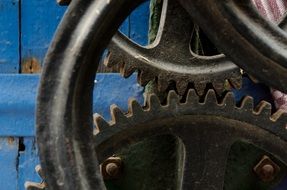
[252,0,287,112]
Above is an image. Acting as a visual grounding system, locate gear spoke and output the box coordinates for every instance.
[92,90,287,189]
[152,0,192,60]
[179,129,231,190]
[106,0,240,95]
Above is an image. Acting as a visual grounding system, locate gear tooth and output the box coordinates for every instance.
[157,74,169,92]
[240,96,254,111]
[128,98,144,115]
[186,89,199,104]
[203,89,218,104]
[220,92,236,106]
[146,93,161,110]
[138,70,154,86]
[194,82,206,96]
[176,80,188,96]
[120,63,135,78]
[167,90,180,106]
[229,76,242,89]
[93,113,110,132]
[213,81,225,95]
[271,110,287,125]
[248,75,259,84]
[254,101,272,116]
[103,50,121,68]
[110,105,128,124]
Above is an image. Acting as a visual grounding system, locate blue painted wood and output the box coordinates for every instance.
[0,74,144,137]
[0,138,19,190]
[93,74,144,121]
[0,74,39,137]
[13,74,143,188]
[0,0,19,73]
[119,19,130,36]
[232,77,274,109]
[18,137,40,190]
[21,0,66,66]
[130,1,150,45]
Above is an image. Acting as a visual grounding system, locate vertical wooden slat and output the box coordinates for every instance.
[20,0,66,71]
[0,0,19,73]
[0,138,19,190]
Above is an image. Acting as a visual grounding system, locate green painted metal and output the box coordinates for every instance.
[105,135,181,190]
[225,141,287,190]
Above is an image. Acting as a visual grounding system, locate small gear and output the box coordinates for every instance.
[105,0,242,95]
[25,165,47,190]
[93,90,287,189]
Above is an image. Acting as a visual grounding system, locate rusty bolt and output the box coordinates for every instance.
[101,157,123,180]
[253,155,280,182]
[57,0,71,6]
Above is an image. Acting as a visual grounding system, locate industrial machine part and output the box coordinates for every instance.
[178,0,287,93]
[93,90,287,189]
[34,0,287,189]
[105,0,241,95]
[36,89,287,189]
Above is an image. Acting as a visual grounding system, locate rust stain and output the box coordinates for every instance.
[22,58,42,74]
[7,137,14,145]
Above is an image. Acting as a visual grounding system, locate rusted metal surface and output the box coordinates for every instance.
[106,0,241,95]
[101,157,123,180]
[178,0,287,93]
[35,0,287,189]
[93,90,287,189]
[22,58,41,74]
[254,155,280,182]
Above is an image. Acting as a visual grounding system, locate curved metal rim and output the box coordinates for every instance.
[178,0,287,93]
[93,91,287,189]
[36,0,145,189]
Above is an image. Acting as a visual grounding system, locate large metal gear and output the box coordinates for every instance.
[105,0,241,95]
[178,0,287,93]
[92,90,287,189]
[36,89,287,189]
[35,0,287,189]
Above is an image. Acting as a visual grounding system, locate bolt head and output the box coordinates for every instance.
[101,157,123,180]
[254,155,280,182]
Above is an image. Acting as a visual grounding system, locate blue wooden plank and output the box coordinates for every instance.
[119,19,130,36]
[0,0,19,73]
[0,137,18,190]
[0,74,38,137]
[0,74,144,136]
[93,74,144,121]
[18,137,40,190]
[129,1,150,45]
[232,77,274,108]
[21,0,66,66]
[17,74,144,187]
